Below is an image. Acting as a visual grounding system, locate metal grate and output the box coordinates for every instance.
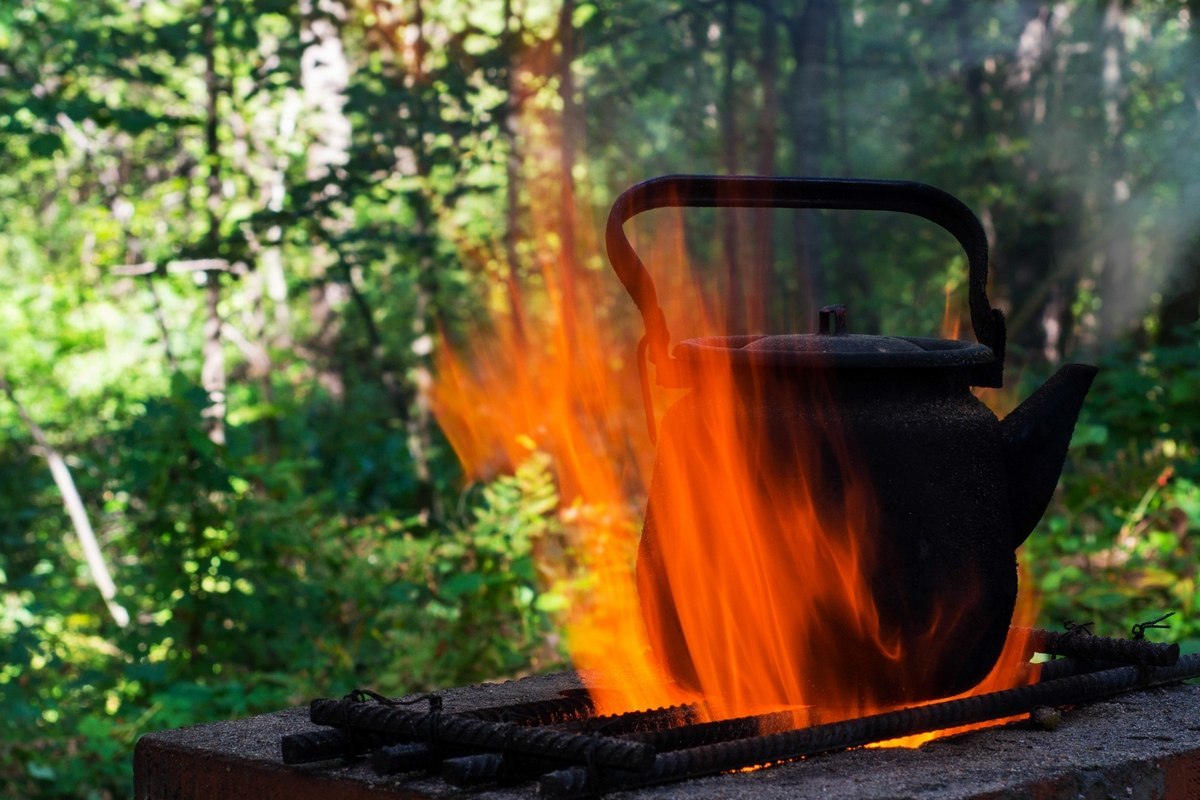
[282,628,1199,798]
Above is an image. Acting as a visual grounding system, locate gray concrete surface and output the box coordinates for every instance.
[134,674,1200,799]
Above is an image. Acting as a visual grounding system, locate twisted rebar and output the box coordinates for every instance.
[558,704,698,736]
[623,710,793,752]
[441,752,507,786]
[1029,656,1113,682]
[371,742,435,775]
[438,706,784,786]
[1023,627,1179,666]
[309,697,655,771]
[280,728,358,764]
[460,692,596,727]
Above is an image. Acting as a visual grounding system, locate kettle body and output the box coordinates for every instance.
[637,365,1019,706]
[606,176,1096,709]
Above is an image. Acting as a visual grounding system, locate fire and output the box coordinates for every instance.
[942,277,1022,417]
[636,348,895,723]
[431,207,695,714]
[431,185,1041,741]
[871,574,1040,747]
[941,281,962,340]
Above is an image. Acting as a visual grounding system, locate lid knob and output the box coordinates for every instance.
[818,304,848,335]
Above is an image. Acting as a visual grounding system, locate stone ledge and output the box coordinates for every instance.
[134,677,1200,800]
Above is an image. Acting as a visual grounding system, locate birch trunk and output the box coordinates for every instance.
[1,373,129,628]
[1098,0,1134,339]
[201,0,226,446]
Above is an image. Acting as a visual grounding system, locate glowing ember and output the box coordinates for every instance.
[431,178,1045,745]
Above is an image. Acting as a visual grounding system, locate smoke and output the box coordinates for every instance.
[1021,3,1200,343]
[757,3,1196,346]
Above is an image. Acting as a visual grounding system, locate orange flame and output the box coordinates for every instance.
[431,184,1041,740]
[872,571,1040,747]
[431,211,693,714]
[943,281,1023,417]
[941,282,963,341]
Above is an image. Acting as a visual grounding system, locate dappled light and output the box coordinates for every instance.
[1,1,1198,797]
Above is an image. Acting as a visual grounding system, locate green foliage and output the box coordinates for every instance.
[0,410,568,796]
[0,0,1198,796]
[1027,327,1200,643]
[342,453,568,692]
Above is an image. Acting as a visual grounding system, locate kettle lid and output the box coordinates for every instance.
[673,304,995,370]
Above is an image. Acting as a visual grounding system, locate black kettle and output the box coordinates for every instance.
[606,175,1096,707]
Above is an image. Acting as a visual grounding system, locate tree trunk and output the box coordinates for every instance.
[299,0,352,403]
[145,274,180,373]
[557,0,580,345]
[404,0,438,521]
[750,4,778,332]
[502,0,528,347]
[201,0,226,447]
[406,243,438,521]
[720,0,746,333]
[0,372,129,628]
[300,0,352,183]
[200,277,226,446]
[1157,250,1200,343]
[826,1,870,330]
[1002,2,1076,361]
[784,0,835,325]
[1098,0,1135,341]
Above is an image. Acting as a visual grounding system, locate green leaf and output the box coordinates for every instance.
[27,762,56,781]
[1070,423,1108,448]
[534,592,569,614]
[28,133,62,157]
[440,572,485,599]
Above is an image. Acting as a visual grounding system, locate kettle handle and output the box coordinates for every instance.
[605,175,1006,387]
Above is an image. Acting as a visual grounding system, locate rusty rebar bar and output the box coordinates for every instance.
[303,691,591,775]
[562,704,699,736]
[280,728,358,764]
[460,692,596,726]
[309,697,655,771]
[371,742,436,775]
[1022,627,1179,667]
[1030,656,1096,683]
[413,703,698,787]
[281,725,407,765]
[622,709,794,751]
[441,752,509,786]
[441,708,790,787]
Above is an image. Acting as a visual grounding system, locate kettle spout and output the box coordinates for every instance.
[1001,363,1098,546]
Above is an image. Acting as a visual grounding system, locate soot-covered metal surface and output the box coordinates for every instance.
[135,671,1200,800]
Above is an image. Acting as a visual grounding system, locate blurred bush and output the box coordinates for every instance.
[0,397,569,798]
[1026,324,1200,649]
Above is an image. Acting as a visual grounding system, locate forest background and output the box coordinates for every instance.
[2,0,1199,796]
